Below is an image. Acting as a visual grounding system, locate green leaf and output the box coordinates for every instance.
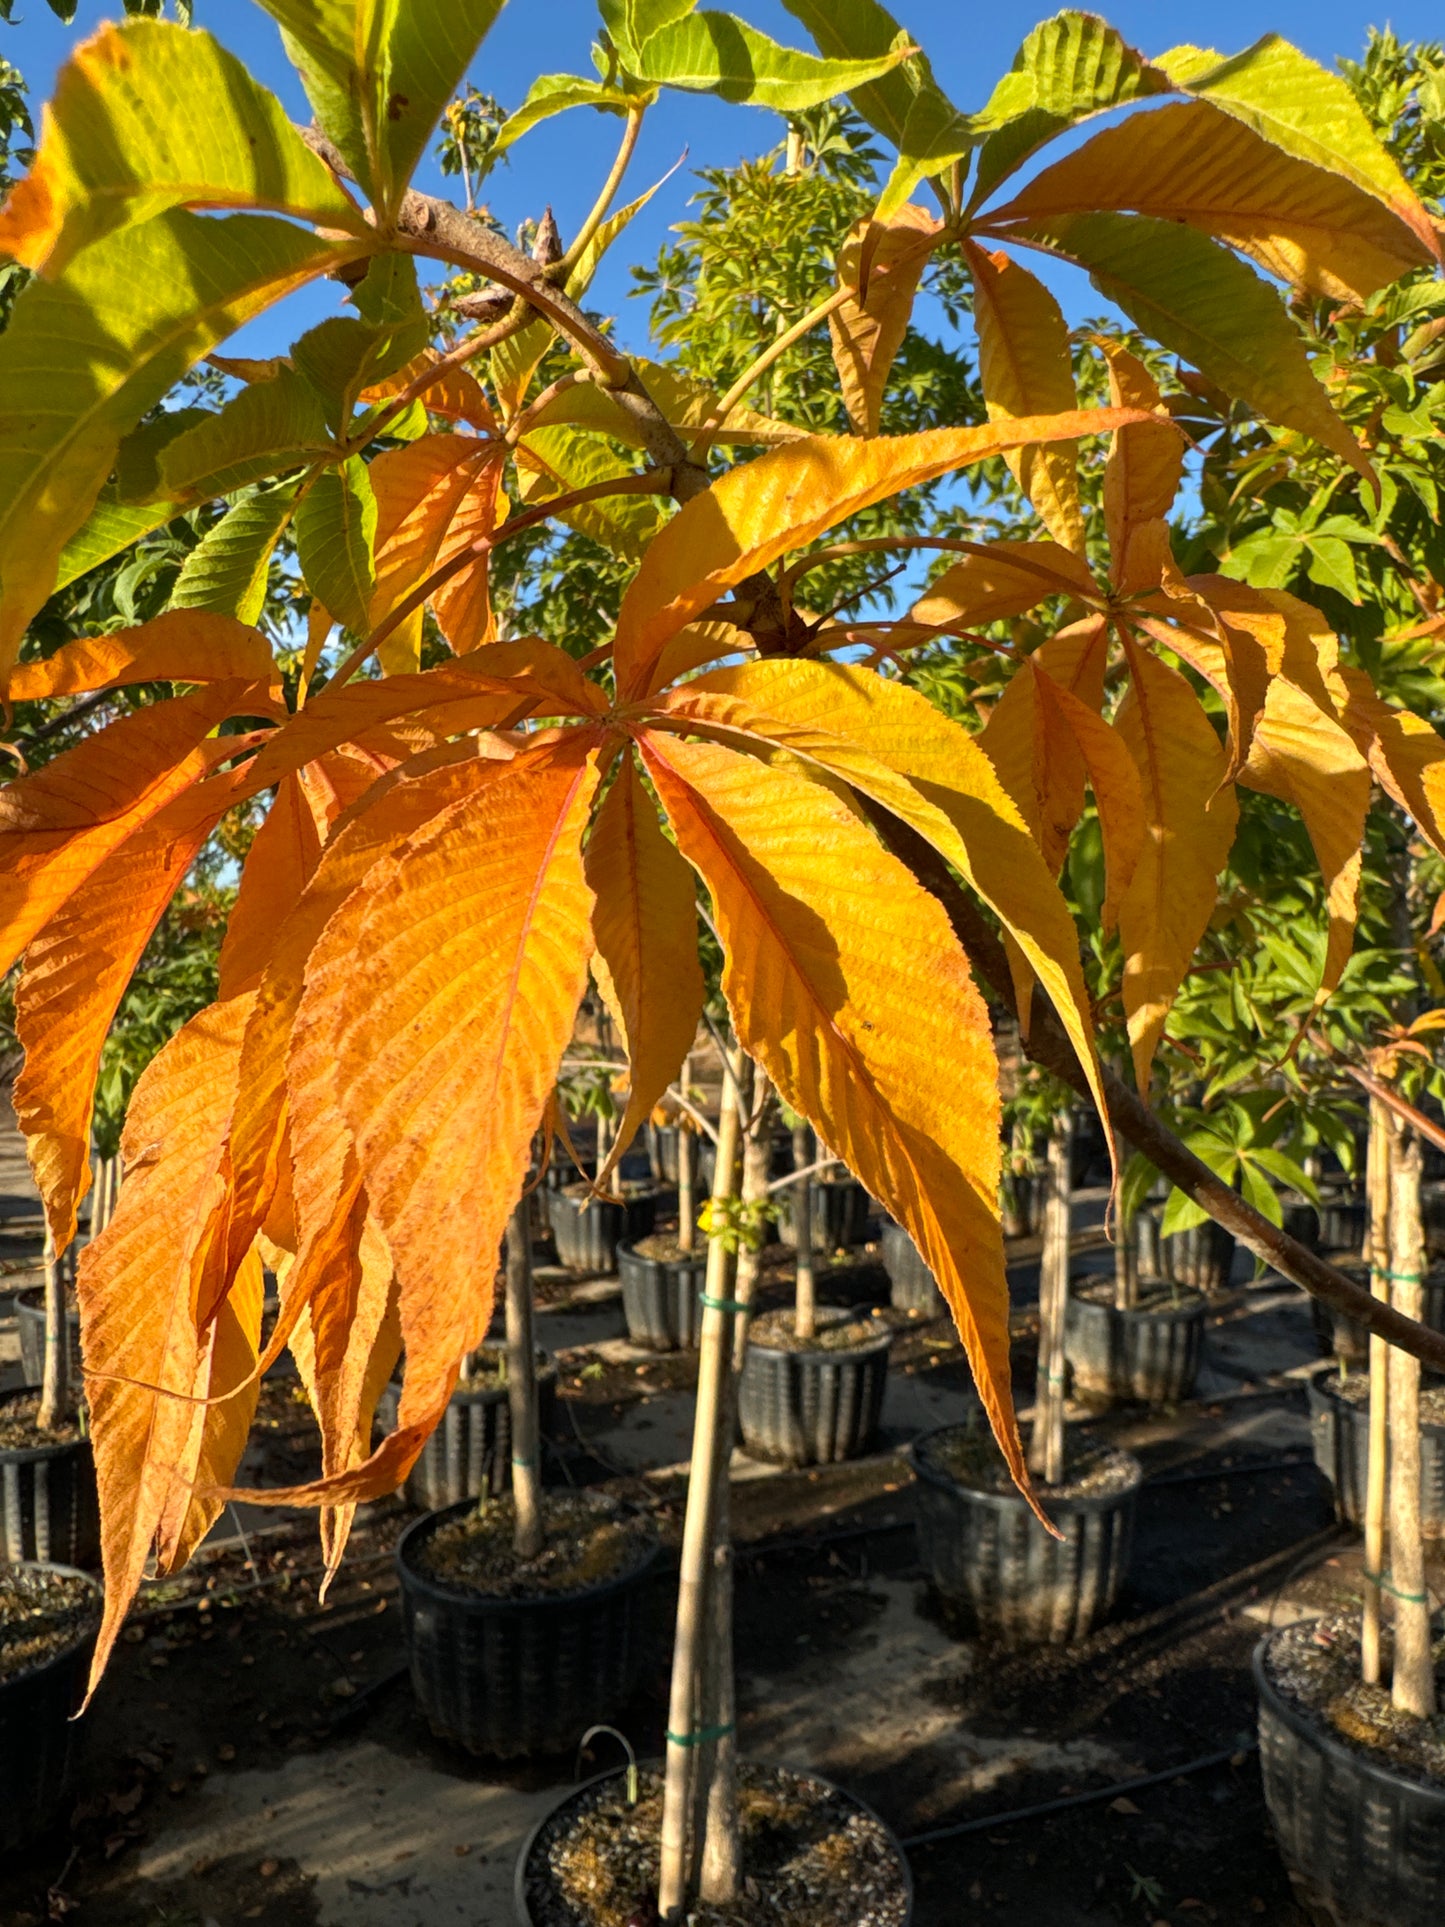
[1160,35,1441,262]
[1001,213,1367,476]
[515,425,667,561]
[1159,1185,1211,1237]
[170,481,301,624]
[293,455,377,633]
[1248,1146,1319,1202]
[970,12,1167,209]
[1219,529,1301,588]
[0,209,362,683]
[1238,1159,1283,1227]
[777,0,929,150]
[289,254,429,434]
[876,83,972,220]
[632,10,913,113]
[1304,535,1359,603]
[492,75,634,159]
[159,365,332,502]
[255,0,506,217]
[599,0,698,63]
[113,409,213,504]
[54,496,185,595]
[1118,1149,1159,1230]
[0,20,363,277]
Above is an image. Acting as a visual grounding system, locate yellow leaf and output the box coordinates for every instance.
[638,727,1034,1506]
[5,609,277,705]
[1114,642,1238,1090]
[1332,666,1445,862]
[217,770,330,1001]
[909,540,1098,631]
[1100,345,1184,592]
[964,242,1084,552]
[585,753,705,1177]
[828,203,941,436]
[613,411,1148,699]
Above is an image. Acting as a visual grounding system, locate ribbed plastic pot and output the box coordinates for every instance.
[395,1500,660,1759]
[646,1123,717,1194]
[0,1563,101,1851]
[547,1187,657,1275]
[778,1176,873,1252]
[1163,1218,1236,1291]
[1280,1193,1321,1250]
[1307,1368,1445,1535]
[375,1351,559,1511]
[1310,1264,1445,1363]
[15,1292,82,1389]
[881,1221,944,1316]
[1000,1169,1041,1239]
[0,1390,99,1568]
[1316,1189,1367,1253]
[1063,1284,1207,1404]
[737,1319,891,1467]
[617,1242,707,1350]
[1424,1182,1445,1258]
[513,1764,914,1926]
[910,1431,1142,1645]
[1255,1630,1445,1926]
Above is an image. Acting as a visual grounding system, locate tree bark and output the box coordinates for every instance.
[1362,1095,1392,1685]
[36,1228,71,1434]
[1028,1111,1072,1485]
[792,1122,816,1341]
[504,1200,544,1560]
[1387,1124,1436,1717]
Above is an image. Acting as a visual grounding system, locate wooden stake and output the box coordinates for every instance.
[1029,1110,1072,1486]
[504,1199,544,1559]
[1387,1123,1436,1717]
[677,1123,696,1256]
[792,1122,816,1342]
[1361,1093,1392,1686]
[37,1227,72,1434]
[658,1051,743,1919]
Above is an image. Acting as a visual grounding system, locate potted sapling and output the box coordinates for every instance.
[1258,1105,1445,1927]
[619,1069,717,1351]
[737,1109,892,1467]
[548,1062,658,1275]
[396,1196,659,1758]
[913,1089,1142,1644]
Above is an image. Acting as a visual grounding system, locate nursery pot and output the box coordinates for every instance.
[737,1310,892,1467]
[15,1289,82,1388]
[395,1499,660,1759]
[1422,1181,1445,1257]
[547,1185,657,1275]
[513,1762,914,1927]
[1255,1627,1445,1927]
[881,1220,945,1316]
[375,1348,559,1511]
[1279,1192,1321,1250]
[0,1389,99,1568]
[1307,1366,1445,1535]
[911,1429,1141,1645]
[1315,1186,1367,1253]
[1064,1279,1208,1404]
[0,1563,101,1852]
[779,1174,873,1253]
[1000,1168,1042,1239]
[1163,1217,1236,1292]
[616,1241,707,1350]
[1310,1264,1445,1364]
[646,1123,717,1194]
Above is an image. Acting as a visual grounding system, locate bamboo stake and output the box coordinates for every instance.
[1362,1094,1392,1686]
[37,1228,72,1434]
[792,1122,816,1341]
[677,1124,696,1256]
[504,1200,544,1560]
[1029,1110,1072,1486]
[1387,1124,1436,1717]
[658,1052,743,1919]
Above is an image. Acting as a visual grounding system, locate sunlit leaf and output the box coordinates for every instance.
[1099,345,1184,592]
[294,455,377,637]
[7,609,276,703]
[159,366,331,502]
[170,482,300,626]
[828,203,941,436]
[493,74,634,158]
[909,540,1096,631]
[629,11,913,112]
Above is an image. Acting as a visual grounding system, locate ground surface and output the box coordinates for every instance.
[2,1119,1441,1927]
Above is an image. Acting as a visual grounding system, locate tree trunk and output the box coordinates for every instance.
[1114,1202,1138,1311]
[504,1199,544,1559]
[792,1121,815,1341]
[658,1050,744,1918]
[1362,1094,1392,1686]
[36,1228,71,1435]
[1028,1110,1072,1485]
[1387,1123,1435,1717]
[677,1123,696,1256]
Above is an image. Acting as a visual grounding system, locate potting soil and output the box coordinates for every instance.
[0,1566,96,1683]
[411,1491,655,1600]
[749,1307,884,1353]
[1264,1611,1445,1787]
[917,1426,1138,1500]
[524,1763,910,1927]
[0,1389,83,1448]
[1328,1370,1445,1424]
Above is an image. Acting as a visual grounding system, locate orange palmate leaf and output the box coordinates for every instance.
[1100,344,1184,593]
[217,770,330,1000]
[638,728,1033,1503]
[909,540,1097,632]
[5,610,278,704]
[76,993,256,1692]
[828,203,941,437]
[363,350,498,432]
[585,752,705,1176]
[369,433,506,664]
[1333,667,1445,862]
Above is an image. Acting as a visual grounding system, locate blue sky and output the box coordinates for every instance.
[2,0,1439,357]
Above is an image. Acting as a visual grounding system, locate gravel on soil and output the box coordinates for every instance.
[1071,1277,1206,1314]
[630,1233,702,1264]
[749,1306,889,1354]
[0,1566,97,1684]
[915,1424,1139,1500]
[409,1491,656,1600]
[1327,1369,1445,1424]
[0,1390,84,1449]
[1264,1611,1445,1788]
[524,1763,910,1927]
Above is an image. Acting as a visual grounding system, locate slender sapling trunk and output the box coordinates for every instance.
[1362,1094,1392,1685]
[1028,1110,1073,1485]
[37,1227,72,1434]
[677,1122,696,1255]
[504,1199,544,1560]
[792,1121,816,1341]
[1387,1124,1435,1717]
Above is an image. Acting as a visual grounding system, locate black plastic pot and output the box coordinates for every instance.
[778,1174,873,1252]
[1280,1192,1321,1250]
[617,1241,707,1350]
[880,1220,945,1316]
[1000,1169,1042,1239]
[1064,1281,1207,1404]
[1315,1187,1367,1253]
[1255,1628,1445,1926]
[0,1563,101,1852]
[514,1763,914,1926]
[375,1349,559,1511]
[1310,1263,1445,1364]
[1424,1182,1445,1258]
[395,1499,660,1759]
[646,1123,717,1194]
[1307,1367,1445,1535]
[16,1290,82,1388]
[0,1389,99,1568]
[736,1313,891,1466]
[911,1430,1141,1645]
[1163,1217,1236,1292]
[548,1186,657,1275]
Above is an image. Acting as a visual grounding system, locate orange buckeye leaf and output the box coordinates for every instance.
[828,203,942,437]
[5,610,278,705]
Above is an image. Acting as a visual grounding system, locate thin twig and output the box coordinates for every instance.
[689,286,852,462]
